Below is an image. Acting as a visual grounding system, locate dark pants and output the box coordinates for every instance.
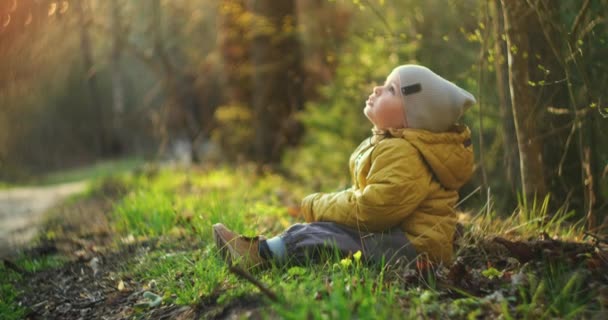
[278,222,417,267]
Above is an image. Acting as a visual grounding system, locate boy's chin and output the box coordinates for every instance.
[365,117,378,128]
[363,109,374,123]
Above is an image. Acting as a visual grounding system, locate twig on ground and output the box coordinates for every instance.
[228,265,279,302]
[584,231,608,245]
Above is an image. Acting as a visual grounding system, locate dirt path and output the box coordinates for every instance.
[0,181,88,257]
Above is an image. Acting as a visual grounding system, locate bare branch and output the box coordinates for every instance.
[228,265,280,302]
[476,1,491,191]
[570,0,591,39]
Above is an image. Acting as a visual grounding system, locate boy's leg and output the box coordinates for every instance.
[263,222,417,266]
[361,227,418,267]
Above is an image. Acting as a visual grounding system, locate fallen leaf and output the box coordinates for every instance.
[117,280,125,291]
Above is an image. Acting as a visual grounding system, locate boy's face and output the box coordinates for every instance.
[364,70,407,130]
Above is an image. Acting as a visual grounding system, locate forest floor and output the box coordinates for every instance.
[1,180,255,319]
[2,165,608,319]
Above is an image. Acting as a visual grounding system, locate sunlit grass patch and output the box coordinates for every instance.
[121,245,233,306]
[109,165,305,240]
[267,259,410,319]
[463,193,585,242]
[113,190,176,237]
[41,157,145,185]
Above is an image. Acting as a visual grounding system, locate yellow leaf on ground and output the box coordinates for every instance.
[118,280,125,291]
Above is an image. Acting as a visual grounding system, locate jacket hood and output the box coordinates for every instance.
[382,125,474,190]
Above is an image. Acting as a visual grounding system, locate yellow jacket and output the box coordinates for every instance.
[301,125,474,263]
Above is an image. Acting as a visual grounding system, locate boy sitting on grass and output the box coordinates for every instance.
[214,64,475,269]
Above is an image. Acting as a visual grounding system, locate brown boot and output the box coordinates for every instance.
[212,223,267,270]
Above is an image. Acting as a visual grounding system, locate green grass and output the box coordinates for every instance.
[16,254,67,273]
[101,165,602,319]
[267,260,413,318]
[0,157,144,188]
[0,255,67,319]
[109,166,304,241]
[40,157,145,185]
[464,193,585,242]
[124,246,230,305]
[1,164,598,318]
[0,266,26,320]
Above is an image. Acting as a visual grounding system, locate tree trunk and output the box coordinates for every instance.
[75,0,107,155]
[218,0,252,105]
[500,0,547,199]
[249,0,304,164]
[151,0,202,162]
[490,0,517,194]
[110,0,125,154]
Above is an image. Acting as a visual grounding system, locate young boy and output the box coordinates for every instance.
[214,64,475,269]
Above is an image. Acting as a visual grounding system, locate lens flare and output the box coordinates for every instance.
[59,1,69,14]
[2,14,10,28]
[9,0,17,13]
[48,2,57,16]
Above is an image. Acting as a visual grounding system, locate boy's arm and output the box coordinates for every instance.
[301,140,430,232]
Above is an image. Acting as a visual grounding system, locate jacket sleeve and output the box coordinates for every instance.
[301,140,430,232]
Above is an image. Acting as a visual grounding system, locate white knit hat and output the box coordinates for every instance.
[394,65,476,132]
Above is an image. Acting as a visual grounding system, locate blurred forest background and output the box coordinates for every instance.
[1,0,607,226]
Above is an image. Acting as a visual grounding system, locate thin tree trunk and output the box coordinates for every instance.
[501,0,547,199]
[110,1,124,121]
[110,0,125,153]
[75,0,106,155]
[490,0,517,194]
